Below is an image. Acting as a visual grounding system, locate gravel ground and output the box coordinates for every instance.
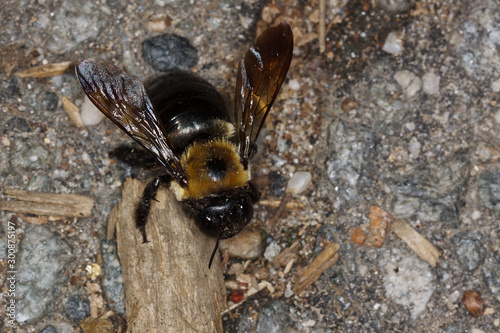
[1,0,500,332]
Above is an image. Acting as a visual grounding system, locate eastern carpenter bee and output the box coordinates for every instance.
[76,23,293,267]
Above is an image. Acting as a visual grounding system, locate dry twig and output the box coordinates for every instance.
[14,61,72,78]
[0,188,94,219]
[391,219,440,267]
[62,96,85,128]
[294,241,340,294]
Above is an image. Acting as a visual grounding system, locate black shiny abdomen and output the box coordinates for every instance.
[144,72,230,154]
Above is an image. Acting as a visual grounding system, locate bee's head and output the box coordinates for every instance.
[182,184,260,239]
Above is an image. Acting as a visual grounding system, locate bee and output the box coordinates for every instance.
[76,22,293,267]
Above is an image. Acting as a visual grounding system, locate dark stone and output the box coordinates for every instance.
[4,116,30,133]
[38,325,58,333]
[142,34,198,71]
[0,77,21,103]
[483,254,500,303]
[64,293,90,323]
[268,172,287,197]
[442,323,462,333]
[101,240,126,314]
[41,92,59,111]
[255,300,290,333]
[478,170,500,216]
[451,231,486,272]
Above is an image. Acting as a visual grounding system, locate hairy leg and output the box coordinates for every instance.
[135,175,171,243]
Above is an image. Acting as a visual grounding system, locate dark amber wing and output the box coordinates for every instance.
[76,59,187,186]
[235,22,293,169]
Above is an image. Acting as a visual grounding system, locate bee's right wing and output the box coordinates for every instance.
[234,22,293,169]
[76,59,187,186]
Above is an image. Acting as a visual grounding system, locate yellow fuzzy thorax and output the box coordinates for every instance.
[170,139,249,201]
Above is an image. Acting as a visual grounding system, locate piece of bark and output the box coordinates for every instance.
[258,199,305,209]
[391,219,440,267]
[62,96,85,128]
[272,241,299,267]
[0,188,94,219]
[113,178,226,332]
[294,241,340,294]
[14,61,72,78]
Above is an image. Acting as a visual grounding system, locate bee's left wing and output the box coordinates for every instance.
[235,22,294,169]
[76,59,187,186]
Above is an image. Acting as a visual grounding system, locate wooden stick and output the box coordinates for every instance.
[391,219,441,267]
[294,241,339,294]
[0,188,94,218]
[14,61,72,78]
[319,0,326,53]
[112,178,226,332]
[62,96,85,128]
[258,199,305,209]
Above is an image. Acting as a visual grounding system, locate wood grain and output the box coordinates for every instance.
[112,178,226,332]
[0,188,94,218]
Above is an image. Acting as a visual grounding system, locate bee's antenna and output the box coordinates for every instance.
[208,238,220,269]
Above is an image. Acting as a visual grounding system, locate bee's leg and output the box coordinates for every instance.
[110,145,159,169]
[135,175,171,243]
[247,182,261,204]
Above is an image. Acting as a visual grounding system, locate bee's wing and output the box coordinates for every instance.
[76,59,187,186]
[235,22,293,169]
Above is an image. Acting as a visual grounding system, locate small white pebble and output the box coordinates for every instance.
[81,152,91,164]
[484,307,495,315]
[422,72,440,95]
[448,290,461,303]
[287,171,312,194]
[81,96,106,126]
[494,110,500,124]
[284,283,294,298]
[301,319,316,327]
[394,70,422,98]
[358,264,368,276]
[288,78,301,91]
[491,78,500,92]
[408,137,421,159]
[1,136,11,147]
[147,17,168,32]
[263,241,281,262]
[471,329,485,333]
[471,210,481,220]
[405,122,415,131]
[382,32,404,56]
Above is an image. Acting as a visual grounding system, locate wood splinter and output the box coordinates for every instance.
[0,188,94,220]
[391,219,441,267]
[294,241,340,294]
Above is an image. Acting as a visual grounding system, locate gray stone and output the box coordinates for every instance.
[483,254,500,303]
[142,34,198,71]
[451,231,486,271]
[16,225,75,324]
[255,300,291,333]
[101,241,126,314]
[478,170,500,216]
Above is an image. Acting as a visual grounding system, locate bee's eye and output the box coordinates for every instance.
[206,157,226,182]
